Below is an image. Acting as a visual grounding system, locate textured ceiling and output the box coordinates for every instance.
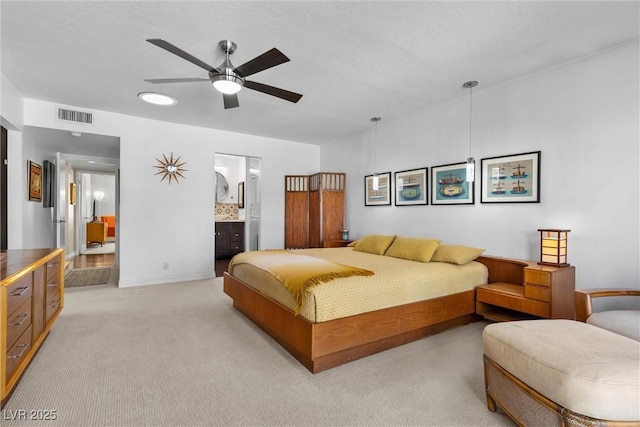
[2,1,639,146]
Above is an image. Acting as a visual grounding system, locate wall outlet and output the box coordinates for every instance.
[162,262,169,271]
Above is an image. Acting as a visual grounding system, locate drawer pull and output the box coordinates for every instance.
[9,287,29,297]
[8,313,29,326]
[48,300,60,308]
[7,344,28,359]
[47,282,59,288]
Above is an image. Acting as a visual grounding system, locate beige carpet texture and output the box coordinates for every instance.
[3,277,515,426]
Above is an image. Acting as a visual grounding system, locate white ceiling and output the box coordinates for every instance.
[2,1,639,148]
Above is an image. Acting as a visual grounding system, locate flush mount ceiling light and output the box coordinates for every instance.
[462,80,479,182]
[137,92,177,106]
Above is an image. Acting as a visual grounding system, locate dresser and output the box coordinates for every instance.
[215,222,245,259]
[1,248,64,409]
[86,221,107,246]
[475,257,576,321]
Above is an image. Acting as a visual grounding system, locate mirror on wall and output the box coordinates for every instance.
[216,171,229,202]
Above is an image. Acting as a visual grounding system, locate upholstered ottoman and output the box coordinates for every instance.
[482,319,640,425]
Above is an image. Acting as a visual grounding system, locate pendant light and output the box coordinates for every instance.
[370,117,382,190]
[463,80,478,182]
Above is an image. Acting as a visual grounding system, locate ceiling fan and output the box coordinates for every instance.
[145,39,303,109]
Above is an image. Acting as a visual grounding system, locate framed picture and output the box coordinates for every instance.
[28,160,42,202]
[481,151,541,203]
[394,167,427,206]
[42,160,55,208]
[364,172,391,206]
[238,181,245,208]
[431,162,474,205]
[70,182,77,205]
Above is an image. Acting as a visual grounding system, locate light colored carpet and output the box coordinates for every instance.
[64,267,111,287]
[3,277,515,426]
[82,241,115,255]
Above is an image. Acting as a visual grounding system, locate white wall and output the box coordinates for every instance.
[21,138,56,248]
[321,41,639,290]
[91,173,116,218]
[1,74,25,248]
[19,99,320,286]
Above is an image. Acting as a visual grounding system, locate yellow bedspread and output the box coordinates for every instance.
[229,250,374,312]
[229,248,488,323]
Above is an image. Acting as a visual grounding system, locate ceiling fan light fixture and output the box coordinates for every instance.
[212,74,243,95]
[138,92,177,106]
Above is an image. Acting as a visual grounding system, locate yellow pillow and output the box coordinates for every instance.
[431,244,485,265]
[352,234,397,255]
[384,237,441,263]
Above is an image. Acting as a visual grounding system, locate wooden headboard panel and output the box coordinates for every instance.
[476,256,530,285]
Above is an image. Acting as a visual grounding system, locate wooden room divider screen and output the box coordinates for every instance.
[285,172,346,249]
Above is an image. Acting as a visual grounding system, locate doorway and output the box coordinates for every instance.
[214,153,261,276]
[72,172,117,267]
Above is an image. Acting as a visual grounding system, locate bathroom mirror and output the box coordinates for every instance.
[216,171,229,202]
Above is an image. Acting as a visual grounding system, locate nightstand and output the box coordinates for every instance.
[86,222,107,246]
[475,260,575,321]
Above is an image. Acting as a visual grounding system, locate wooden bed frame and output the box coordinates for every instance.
[223,255,526,373]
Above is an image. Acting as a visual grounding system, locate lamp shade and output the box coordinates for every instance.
[93,190,105,202]
[538,229,570,266]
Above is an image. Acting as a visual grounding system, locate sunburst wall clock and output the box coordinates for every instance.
[154,152,187,184]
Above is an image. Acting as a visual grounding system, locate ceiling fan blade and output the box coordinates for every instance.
[144,78,211,84]
[147,39,218,72]
[233,48,290,78]
[244,81,302,103]
[223,93,240,109]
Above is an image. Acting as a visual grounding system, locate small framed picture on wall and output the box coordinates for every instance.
[480,151,541,203]
[364,172,391,206]
[28,160,42,202]
[431,162,474,205]
[394,168,428,206]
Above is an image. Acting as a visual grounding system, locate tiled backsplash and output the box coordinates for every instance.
[215,203,239,220]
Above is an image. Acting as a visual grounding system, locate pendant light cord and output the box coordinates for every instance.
[371,117,381,175]
[468,85,473,159]
[462,81,478,161]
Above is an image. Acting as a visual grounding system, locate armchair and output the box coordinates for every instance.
[574,288,640,341]
[100,215,116,238]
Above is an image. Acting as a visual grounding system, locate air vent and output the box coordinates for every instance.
[56,107,93,125]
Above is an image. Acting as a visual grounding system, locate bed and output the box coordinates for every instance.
[223,236,526,373]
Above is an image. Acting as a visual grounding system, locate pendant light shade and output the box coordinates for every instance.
[463,80,478,182]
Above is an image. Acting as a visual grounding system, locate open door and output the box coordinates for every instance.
[54,152,68,254]
[247,157,261,251]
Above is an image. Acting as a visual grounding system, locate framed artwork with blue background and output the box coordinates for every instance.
[431,162,474,205]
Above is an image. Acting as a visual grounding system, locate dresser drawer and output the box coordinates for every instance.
[7,274,33,316]
[46,257,61,282]
[6,299,32,350]
[46,275,61,300]
[524,283,551,302]
[45,290,62,325]
[6,325,33,383]
[525,269,551,286]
